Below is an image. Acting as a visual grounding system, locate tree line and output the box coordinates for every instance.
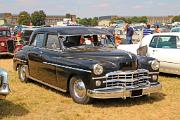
[172,15,180,22]
[18,10,46,26]
[18,10,180,26]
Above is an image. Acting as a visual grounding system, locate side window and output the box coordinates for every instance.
[46,34,60,49]
[31,33,45,47]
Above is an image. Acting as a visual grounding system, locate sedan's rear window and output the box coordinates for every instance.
[149,36,178,48]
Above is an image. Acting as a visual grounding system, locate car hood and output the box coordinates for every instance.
[61,46,137,71]
[0,36,11,41]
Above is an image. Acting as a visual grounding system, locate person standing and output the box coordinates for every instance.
[143,23,153,37]
[124,22,134,44]
[155,25,161,33]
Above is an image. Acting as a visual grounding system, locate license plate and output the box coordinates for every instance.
[131,89,143,97]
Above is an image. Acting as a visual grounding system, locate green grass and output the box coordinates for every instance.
[0,59,180,120]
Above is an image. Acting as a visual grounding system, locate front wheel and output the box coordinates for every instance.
[69,76,93,104]
[18,65,29,82]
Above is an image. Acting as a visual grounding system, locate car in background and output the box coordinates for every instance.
[118,33,180,75]
[13,26,161,104]
[171,27,180,32]
[21,27,40,45]
[0,68,10,99]
[0,27,23,56]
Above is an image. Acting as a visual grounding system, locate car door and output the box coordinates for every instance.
[147,35,180,74]
[28,32,46,80]
[39,32,61,87]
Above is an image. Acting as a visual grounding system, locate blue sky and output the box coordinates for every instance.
[0,0,179,17]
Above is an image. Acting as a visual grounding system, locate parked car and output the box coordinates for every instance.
[0,27,23,56]
[118,32,180,75]
[13,27,162,104]
[21,27,39,45]
[171,27,180,32]
[0,68,10,99]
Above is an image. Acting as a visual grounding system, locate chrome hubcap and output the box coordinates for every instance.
[73,79,86,99]
[20,66,26,81]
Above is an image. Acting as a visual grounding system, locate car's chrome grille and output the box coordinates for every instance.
[103,69,150,88]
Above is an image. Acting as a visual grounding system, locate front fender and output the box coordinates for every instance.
[137,56,159,72]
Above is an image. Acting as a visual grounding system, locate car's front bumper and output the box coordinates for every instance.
[87,82,162,99]
[0,69,10,99]
[0,52,14,56]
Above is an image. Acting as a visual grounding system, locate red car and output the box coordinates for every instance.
[0,27,23,56]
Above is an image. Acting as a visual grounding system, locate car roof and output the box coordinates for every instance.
[152,32,180,36]
[34,26,112,36]
[22,27,40,31]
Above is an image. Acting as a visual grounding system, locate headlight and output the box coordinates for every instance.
[93,64,103,75]
[0,42,5,47]
[150,60,160,70]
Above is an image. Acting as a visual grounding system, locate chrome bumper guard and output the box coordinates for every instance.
[87,82,162,99]
[0,83,10,99]
[0,69,10,99]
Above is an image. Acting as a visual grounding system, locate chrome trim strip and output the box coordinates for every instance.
[106,69,149,76]
[148,72,159,75]
[28,76,67,92]
[103,76,151,83]
[43,62,91,73]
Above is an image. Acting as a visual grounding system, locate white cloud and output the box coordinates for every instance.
[132,5,144,9]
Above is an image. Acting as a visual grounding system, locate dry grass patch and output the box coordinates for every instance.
[0,58,180,120]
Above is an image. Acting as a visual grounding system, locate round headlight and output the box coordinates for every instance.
[93,64,103,75]
[0,42,5,47]
[150,60,160,70]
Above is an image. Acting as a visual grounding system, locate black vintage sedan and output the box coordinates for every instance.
[13,26,162,104]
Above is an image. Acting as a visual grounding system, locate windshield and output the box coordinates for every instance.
[0,30,11,37]
[61,34,115,48]
[22,30,33,37]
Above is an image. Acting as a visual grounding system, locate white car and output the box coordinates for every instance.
[117,33,180,75]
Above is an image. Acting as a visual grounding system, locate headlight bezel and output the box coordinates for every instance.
[150,60,160,71]
[0,42,5,47]
[93,64,103,75]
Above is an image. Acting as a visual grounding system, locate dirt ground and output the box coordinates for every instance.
[0,58,180,120]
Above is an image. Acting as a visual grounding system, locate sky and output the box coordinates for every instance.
[0,0,180,18]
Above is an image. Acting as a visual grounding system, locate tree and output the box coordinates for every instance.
[172,15,180,22]
[65,13,71,18]
[31,10,46,26]
[91,17,98,26]
[78,17,98,26]
[18,11,31,25]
